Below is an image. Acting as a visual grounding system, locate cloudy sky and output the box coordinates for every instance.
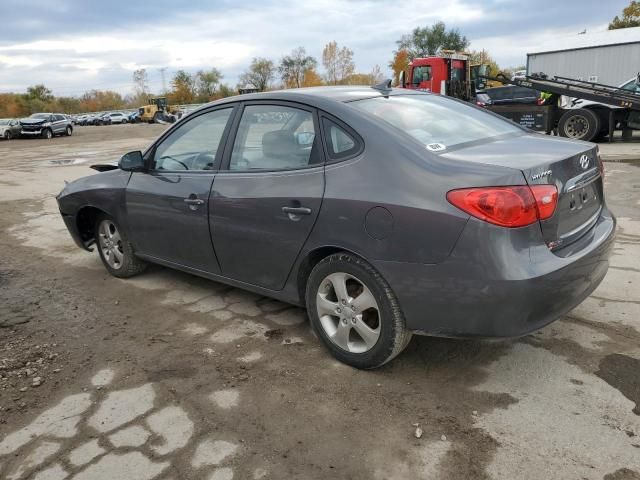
[0,0,630,96]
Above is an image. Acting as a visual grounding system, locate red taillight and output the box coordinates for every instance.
[529,185,558,220]
[447,185,558,228]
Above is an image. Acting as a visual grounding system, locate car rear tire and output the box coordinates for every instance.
[42,128,53,139]
[305,252,411,369]
[4,131,12,140]
[65,126,72,136]
[558,109,600,142]
[95,214,147,278]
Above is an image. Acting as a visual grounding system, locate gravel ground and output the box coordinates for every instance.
[0,124,639,480]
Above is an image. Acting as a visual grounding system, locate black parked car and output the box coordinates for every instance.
[0,118,21,140]
[20,113,73,139]
[57,86,615,368]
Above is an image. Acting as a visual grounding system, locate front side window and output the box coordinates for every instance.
[229,105,320,171]
[152,107,233,171]
[413,66,431,84]
[350,94,522,150]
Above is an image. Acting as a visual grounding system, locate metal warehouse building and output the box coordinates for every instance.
[527,27,640,87]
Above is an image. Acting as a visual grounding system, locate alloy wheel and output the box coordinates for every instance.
[316,272,381,354]
[98,220,124,270]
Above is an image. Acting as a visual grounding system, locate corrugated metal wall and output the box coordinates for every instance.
[527,43,640,87]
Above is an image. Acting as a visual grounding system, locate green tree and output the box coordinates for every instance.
[216,84,235,98]
[170,70,196,104]
[279,47,317,88]
[396,22,469,59]
[609,0,640,29]
[322,41,355,85]
[195,68,222,100]
[26,84,53,103]
[238,57,276,91]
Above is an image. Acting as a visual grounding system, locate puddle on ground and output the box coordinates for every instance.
[44,158,91,166]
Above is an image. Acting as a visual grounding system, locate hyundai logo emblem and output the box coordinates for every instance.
[579,154,590,170]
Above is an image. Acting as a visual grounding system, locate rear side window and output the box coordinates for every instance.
[229,104,321,171]
[322,118,360,161]
[350,94,522,151]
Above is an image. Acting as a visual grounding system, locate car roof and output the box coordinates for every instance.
[203,85,428,111]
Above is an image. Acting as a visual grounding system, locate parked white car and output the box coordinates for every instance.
[106,112,129,124]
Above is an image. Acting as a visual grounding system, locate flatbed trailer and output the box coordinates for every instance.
[481,73,640,142]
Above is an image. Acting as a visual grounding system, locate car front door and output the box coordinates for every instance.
[210,102,325,290]
[125,106,236,274]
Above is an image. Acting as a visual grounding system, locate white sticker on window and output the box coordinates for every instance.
[426,143,446,152]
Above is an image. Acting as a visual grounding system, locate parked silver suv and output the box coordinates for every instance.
[20,113,73,139]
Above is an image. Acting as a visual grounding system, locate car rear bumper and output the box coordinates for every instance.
[373,207,616,338]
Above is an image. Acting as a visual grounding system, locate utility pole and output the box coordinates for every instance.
[159,67,168,94]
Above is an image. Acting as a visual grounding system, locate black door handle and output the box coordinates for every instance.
[282,206,312,215]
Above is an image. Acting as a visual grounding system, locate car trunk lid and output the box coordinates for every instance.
[524,145,602,249]
[440,134,603,249]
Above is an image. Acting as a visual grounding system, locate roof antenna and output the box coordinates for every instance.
[372,79,393,92]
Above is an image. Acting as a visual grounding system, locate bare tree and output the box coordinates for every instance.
[322,41,355,85]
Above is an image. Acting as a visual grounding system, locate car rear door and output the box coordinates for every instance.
[125,105,237,274]
[210,102,325,290]
[53,115,65,134]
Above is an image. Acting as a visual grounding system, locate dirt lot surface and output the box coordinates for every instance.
[1,125,639,480]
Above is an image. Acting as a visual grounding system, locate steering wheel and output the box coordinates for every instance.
[158,155,189,170]
[192,152,216,170]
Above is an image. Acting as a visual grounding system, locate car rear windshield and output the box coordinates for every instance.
[350,94,522,150]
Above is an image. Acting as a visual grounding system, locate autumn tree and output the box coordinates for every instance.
[468,50,500,77]
[301,68,324,87]
[239,58,276,91]
[396,22,469,59]
[609,1,640,29]
[195,68,222,100]
[279,47,317,88]
[389,49,410,85]
[170,70,196,104]
[322,41,355,85]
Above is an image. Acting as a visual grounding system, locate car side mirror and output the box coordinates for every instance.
[296,131,315,146]
[399,70,406,88]
[119,150,146,172]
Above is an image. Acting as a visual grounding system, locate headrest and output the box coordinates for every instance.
[262,130,296,159]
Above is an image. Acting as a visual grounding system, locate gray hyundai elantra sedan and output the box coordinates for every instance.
[57,86,615,369]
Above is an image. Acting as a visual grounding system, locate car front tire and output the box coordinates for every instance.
[4,131,12,140]
[305,252,411,369]
[95,214,147,278]
[42,128,53,139]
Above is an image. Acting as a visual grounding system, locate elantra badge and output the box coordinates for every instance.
[579,154,590,170]
[531,170,552,181]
